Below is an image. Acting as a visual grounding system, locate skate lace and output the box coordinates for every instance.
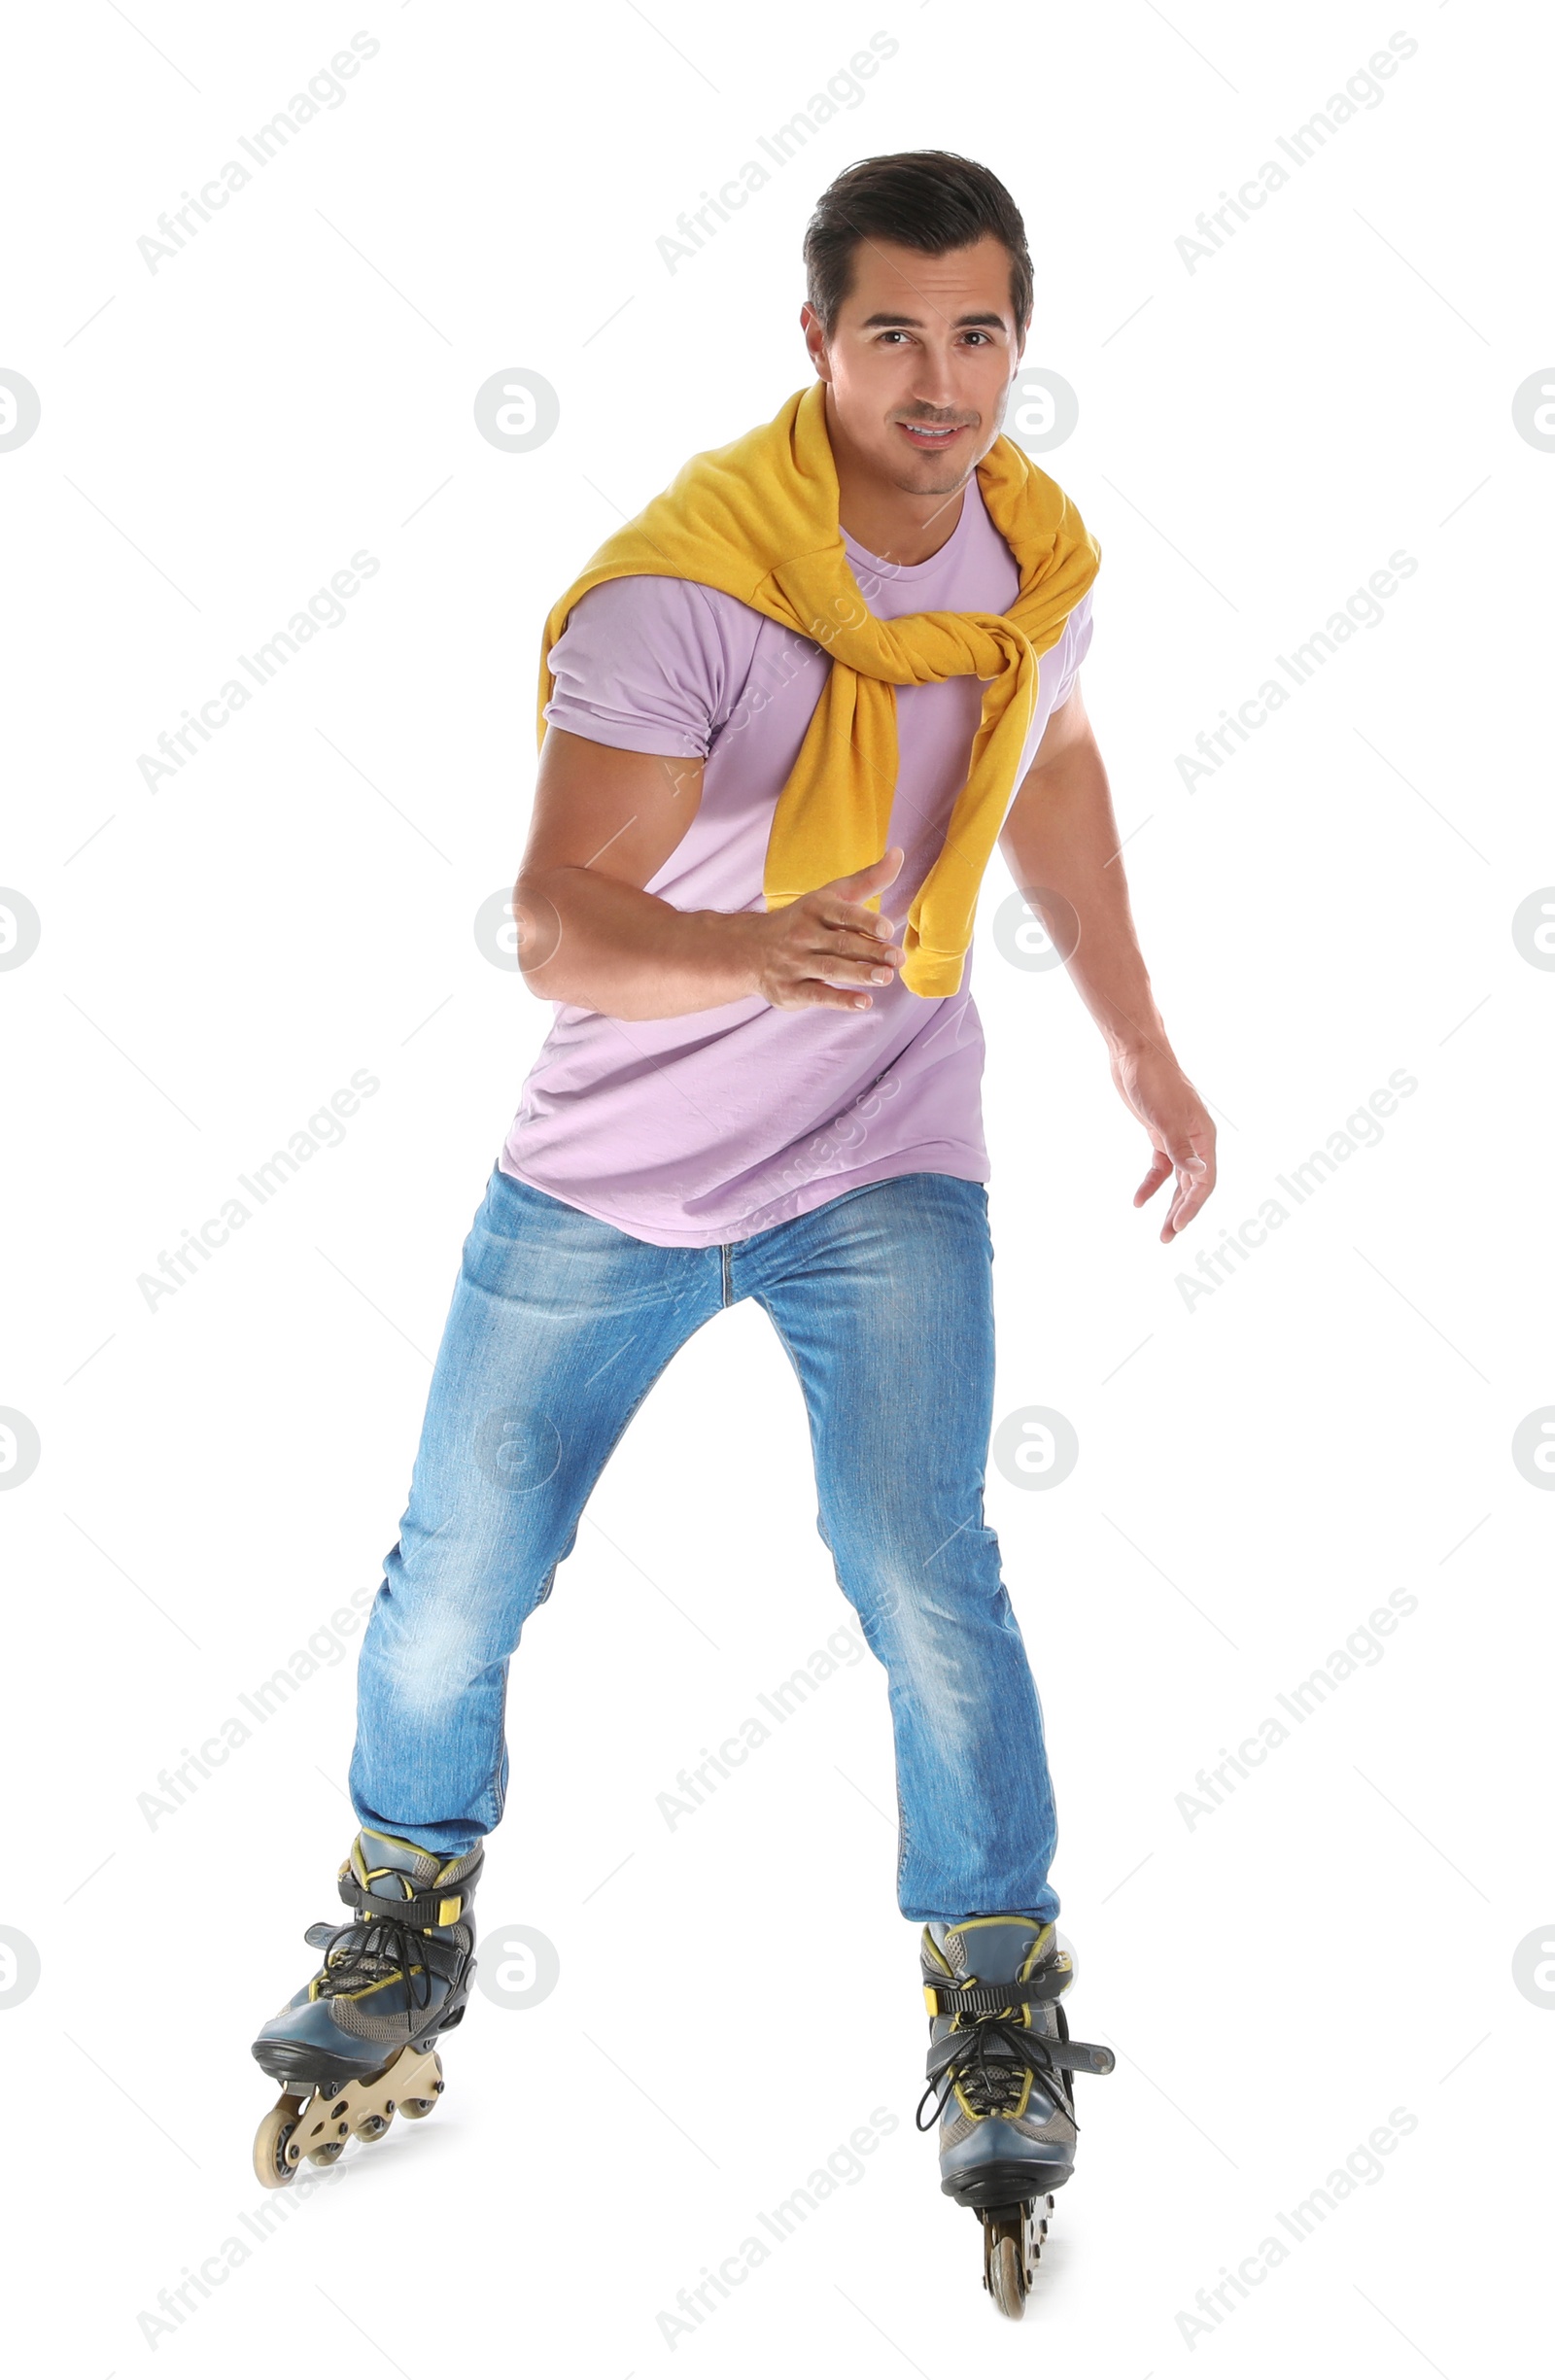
[915,2010,1079,2133]
[315,1917,435,2013]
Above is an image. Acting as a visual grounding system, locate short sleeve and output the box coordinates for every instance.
[1048,589,1095,712]
[542,576,738,759]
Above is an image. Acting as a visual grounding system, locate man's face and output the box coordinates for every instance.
[802,232,1028,495]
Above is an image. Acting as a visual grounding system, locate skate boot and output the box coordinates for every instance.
[250,1827,482,2188]
[916,1914,1114,2319]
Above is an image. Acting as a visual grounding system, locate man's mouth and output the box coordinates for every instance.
[895,420,969,450]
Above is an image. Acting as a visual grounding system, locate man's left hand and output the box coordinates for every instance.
[1110,1042,1217,1242]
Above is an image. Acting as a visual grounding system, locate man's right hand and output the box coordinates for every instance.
[514,729,912,1021]
[745,846,907,1012]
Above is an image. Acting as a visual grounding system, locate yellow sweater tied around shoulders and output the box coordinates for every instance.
[536,380,1101,999]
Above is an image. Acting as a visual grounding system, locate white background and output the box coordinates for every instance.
[3,1,1551,2370]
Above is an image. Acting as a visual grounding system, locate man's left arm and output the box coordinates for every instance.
[996,674,1216,1241]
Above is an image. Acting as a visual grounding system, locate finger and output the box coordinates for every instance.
[1133,1151,1172,1207]
[778,982,881,1013]
[806,950,901,989]
[817,925,905,968]
[1161,1178,1211,1240]
[821,903,900,949]
[1160,1150,1215,1240]
[812,908,906,965]
[828,845,905,904]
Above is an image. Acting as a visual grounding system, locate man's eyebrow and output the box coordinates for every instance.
[856,308,1010,330]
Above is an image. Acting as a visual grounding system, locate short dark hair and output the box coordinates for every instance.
[803,151,1033,337]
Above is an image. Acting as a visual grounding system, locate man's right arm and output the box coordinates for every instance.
[512,724,907,1021]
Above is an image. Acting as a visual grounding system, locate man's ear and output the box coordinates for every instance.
[801,301,832,384]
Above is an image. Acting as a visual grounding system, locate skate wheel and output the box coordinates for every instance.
[353,2109,394,2141]
[986,2233,1025,2319]
[253,2097,304,2190]
[981,2206,1033,2321]
[306,2138,347,2166]
[397,2054,443,2121]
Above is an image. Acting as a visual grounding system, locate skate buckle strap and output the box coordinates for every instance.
[924,2025,1116,2083]
[922,1968,1066,2018]
[339,1846,483,1929]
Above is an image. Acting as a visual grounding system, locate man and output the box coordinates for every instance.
[251,149,1214,2314]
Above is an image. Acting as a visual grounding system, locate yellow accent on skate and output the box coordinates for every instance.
[352,1826,446,1871]
[307,1961,430,2005]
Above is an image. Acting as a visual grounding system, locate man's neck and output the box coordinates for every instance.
[826,388,970,567]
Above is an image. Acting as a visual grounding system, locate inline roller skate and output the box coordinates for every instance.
[250,1827,482,2187]
[917,1914,1114,2318]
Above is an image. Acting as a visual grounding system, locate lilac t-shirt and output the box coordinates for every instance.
[501,470,1094,1247]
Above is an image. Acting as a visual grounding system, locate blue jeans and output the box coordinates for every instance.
[350,1165,1059,1923]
